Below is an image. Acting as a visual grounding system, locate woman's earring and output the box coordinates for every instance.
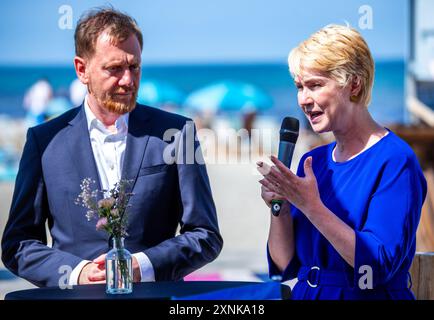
[350,95,358,102]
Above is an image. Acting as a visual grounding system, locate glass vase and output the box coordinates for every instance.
[105,236,133,294]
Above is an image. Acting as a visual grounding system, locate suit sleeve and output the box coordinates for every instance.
[1,128,83,287]
[353,155,427,287]
[143,120,223,280]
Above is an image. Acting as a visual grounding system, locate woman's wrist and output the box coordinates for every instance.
[302,200,326,221]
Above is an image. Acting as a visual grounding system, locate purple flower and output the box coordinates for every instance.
[76,178,134,238]
[98,197,115,209]
[96,217,108,230]
[111,208,119,217]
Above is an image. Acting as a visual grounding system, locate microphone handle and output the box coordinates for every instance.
[271,200,283,216]
[271,141,295,216]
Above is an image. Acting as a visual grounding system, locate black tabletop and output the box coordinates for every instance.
[5,281,291,300]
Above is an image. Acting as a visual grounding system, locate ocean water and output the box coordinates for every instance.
[0,60,406,126]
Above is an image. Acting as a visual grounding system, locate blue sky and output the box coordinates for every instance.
[0,0,408,65]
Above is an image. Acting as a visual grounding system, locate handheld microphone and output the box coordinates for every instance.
[271,117,299,216]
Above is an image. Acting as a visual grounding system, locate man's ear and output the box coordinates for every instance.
[74,56,89,85]
[350,76,362,98]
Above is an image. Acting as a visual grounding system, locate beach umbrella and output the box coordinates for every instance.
[184,80,273,113]
[0,163,17,181]
[137,79,185,107]
[45,96,72,120]
[0,147,18,182]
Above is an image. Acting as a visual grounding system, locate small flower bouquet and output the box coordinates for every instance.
[75,178,134,294]
[75,178,133,238]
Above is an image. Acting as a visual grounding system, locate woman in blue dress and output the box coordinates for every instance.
[257,25,427,300]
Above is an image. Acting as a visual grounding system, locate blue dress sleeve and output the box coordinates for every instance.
[354,154,427,287]
[267,240,301,281]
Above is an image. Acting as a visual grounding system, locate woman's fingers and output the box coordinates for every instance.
[259,179,286,198]
[257,160,286,187]
[259,178,277,193]
[258,156,294,186]
[270,155,297,181]
[269,166,288,184]
[258,157,302,206]
[256,161,272,176]
[260,184,286,204]
[265,171,283,188]
[258,160,293,198]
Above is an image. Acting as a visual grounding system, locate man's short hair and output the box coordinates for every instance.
[74,7,143,59]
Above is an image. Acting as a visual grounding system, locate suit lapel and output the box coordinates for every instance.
[121,106,152,193]
[67,105,103,192]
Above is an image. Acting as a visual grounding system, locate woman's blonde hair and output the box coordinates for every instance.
[288,24,374,106]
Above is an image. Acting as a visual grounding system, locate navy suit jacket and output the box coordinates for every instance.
[1,104,223,287]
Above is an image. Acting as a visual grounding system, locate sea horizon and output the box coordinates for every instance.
[0,59,406,126]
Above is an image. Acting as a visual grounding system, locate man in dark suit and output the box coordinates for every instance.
[1,8,223,287]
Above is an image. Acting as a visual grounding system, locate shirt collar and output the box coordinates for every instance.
[84,95,129,134]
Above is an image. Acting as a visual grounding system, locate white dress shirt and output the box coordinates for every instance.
[68,97,155,285]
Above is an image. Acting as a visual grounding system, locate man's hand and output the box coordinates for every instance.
[78,254,106,285]
[78,254,142,284]
[132,256,141,282]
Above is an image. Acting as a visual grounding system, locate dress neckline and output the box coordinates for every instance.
[330,128,391,166]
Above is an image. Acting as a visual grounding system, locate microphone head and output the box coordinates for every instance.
[280,117,299,143]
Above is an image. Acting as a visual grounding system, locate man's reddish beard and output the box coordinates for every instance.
[88,81,138,115]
